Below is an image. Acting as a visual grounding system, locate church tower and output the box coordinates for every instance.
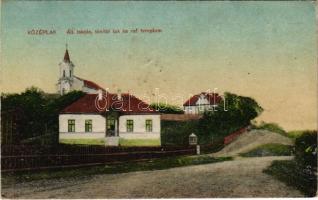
[57,45,75,95]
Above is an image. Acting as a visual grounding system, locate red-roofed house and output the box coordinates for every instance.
[59,91,161,145]
[183,92,222,114]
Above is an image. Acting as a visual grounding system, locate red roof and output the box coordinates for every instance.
[83,79,105,91]
[74,76,105,91]
[61,93,159,114]
[183,92,222,106]
[61,94,102,114]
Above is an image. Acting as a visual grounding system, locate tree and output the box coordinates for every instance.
[197,92,263,143]
[2,87,46,141]
[150,102,184,114]
[44,90,86,132]
[1,87,85,144]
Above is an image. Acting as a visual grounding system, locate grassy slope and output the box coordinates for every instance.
[240,143,293,157]
[255,122,313,139]
[119,139,160,146]
[286,130,313,139]
[60,139,105,145]
[60,138,160,146]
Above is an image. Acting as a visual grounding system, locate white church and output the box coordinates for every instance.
[57,48,105,95]
[57,47,161,145]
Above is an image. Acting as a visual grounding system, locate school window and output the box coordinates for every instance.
[145,119,152,132]
[85,119,92,132]
[68,119,75,132]
[126,120,134,132]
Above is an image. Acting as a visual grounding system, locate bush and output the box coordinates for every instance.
[264,160,317,197]
[264,131,317,197]
[161,120,199,146]
[150,102,184,114]
[294,131,317,168]
[200,138,225,153]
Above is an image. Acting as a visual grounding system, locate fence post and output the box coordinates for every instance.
[196,145,200,155]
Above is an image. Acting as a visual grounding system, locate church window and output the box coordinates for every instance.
[69,70,72,77]
[63,70,65,77]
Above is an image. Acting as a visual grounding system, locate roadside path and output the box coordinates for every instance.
[2,156,303,198]
[213,129,293,157]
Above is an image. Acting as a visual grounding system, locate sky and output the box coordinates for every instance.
[1,1,317,131]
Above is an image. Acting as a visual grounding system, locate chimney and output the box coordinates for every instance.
[117,89,122,101]
[98,89,103,100]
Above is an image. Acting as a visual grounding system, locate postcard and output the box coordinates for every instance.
[1,1,317,198]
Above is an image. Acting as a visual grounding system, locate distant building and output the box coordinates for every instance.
[183,92,222,114]
[57,47,104,95]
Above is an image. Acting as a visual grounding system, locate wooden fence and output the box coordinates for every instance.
[1,126,249,172]
[1,144,196,172]
[223,127,248,145]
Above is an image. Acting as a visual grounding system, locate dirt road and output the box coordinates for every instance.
[2,156,303,198]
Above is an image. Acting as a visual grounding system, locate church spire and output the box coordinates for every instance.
[63,43,70,63]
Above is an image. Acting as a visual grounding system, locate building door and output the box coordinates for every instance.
[106,111,120,137]
[106,117,116,137]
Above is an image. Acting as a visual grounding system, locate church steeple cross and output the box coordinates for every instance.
[63,43,70,63]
